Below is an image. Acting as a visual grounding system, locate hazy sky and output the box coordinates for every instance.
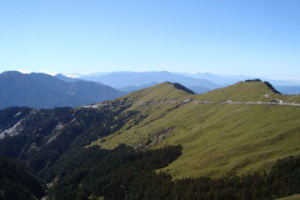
[0,0,299,79]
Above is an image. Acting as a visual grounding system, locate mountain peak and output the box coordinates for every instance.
[121,82,193,102]
[167,82,195,95]
[0,71,24,77]
[55,73,66,78]
[245,79,281,94]
[195,80,284,102]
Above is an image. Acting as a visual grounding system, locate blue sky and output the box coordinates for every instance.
[0,0,299,79]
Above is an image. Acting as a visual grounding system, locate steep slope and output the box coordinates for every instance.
[0,157,44,200]
[93,80,300,178]
[0,104,137,179]
[0,71,125,109]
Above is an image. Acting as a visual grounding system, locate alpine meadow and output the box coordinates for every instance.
[0,1,300,200]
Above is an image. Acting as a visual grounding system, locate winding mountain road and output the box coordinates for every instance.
[83,99,300,108]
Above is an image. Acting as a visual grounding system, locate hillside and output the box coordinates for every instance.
[0,71,125,109]
[122,82,194,102]
[0,157,44,200]
[192,80,300,103]
[93,80,300,178]
[0,81,299,199]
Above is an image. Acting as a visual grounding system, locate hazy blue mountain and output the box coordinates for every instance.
[80,71,220,89]
[118,82,159,93]
[0,71,125,109]
[185,72,252,85]
[267,79,300,87]
[59,71,300,95]
[55,73,81,82]
[182,72,300,90]
[275,85,300,95]
[55,73,105,85]
[184,72,300,94]
[189,86,211,94]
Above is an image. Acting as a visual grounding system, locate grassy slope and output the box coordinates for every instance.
[192,81,300,103]
[92,81,300,179]
[122,82,192,102]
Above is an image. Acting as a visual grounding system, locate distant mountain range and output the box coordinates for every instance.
[275,86,300,95]
[0,71,125,109]
[79,71,220,89]
[0,70,299,110]
[76,71,300,95]
[118,82,159,93]
[185,72,253,85]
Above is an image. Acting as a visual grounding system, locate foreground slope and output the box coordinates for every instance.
[0,157,44,200]
[0,81,299,199]
[94,80,300,178]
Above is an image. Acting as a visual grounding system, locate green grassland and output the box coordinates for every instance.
[91,81,300,179]
[192,81,300,103]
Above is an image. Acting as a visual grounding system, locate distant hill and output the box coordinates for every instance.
[80,71,220,89]
[0,71,125,109]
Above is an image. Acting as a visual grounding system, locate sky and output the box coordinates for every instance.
[0,0,299,79]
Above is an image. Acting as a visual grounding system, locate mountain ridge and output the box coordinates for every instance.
[91,81,300,178]
[80,71,220,89]
[74,71,300,94]
[0,71,125,109]
[1,80,299,181]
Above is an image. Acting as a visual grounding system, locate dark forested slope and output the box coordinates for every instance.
[0,157,45,200]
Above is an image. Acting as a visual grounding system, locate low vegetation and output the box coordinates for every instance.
[0,81,299,199]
